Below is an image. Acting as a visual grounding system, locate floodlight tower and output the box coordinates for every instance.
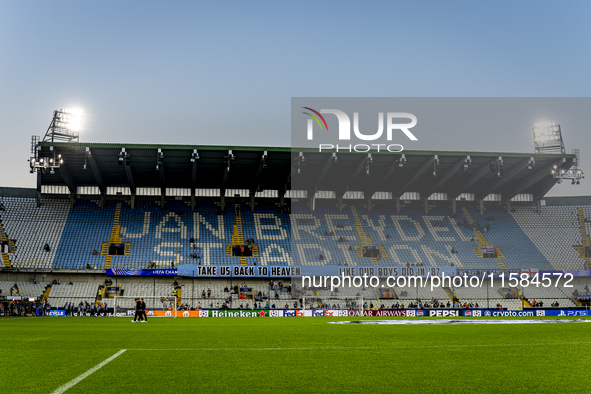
[42,108,83,143]
[532,122,565,154]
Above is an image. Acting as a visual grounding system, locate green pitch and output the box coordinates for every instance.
[1,317,590,393]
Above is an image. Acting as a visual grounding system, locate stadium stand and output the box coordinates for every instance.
[1,140,591,312]
[0,281,49,298]
[1,198,590,271]
[0,198,70,269]
[47,282,99,307]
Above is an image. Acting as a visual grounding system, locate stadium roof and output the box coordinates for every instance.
[36,142,576,201]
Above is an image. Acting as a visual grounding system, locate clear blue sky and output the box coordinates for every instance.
[0,1,590,196]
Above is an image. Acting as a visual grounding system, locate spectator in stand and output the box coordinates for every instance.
[33,275,38,284]
[207,288,211,298]
[43,243,50,252]
[92,249,98,256]
[0,202,5,211]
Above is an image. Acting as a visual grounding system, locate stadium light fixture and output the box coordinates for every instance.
[396,154,407,168]
[224,150,235,172]
[295,152,305,175]
[432,155,439,177]
[527,157,535,170]
[365,153,373,175]
[118,148,127,165]
[31,108,82,174]
[261,151,268,169]
[156,149,163,170]
[552,149,584,185]
[29,136,63,174]
[532,121,565,155]
[41,108,84,143]
[461,156,471,173]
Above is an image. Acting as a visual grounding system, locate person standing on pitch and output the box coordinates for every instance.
[132,298,142,322]
[140,298,147,323]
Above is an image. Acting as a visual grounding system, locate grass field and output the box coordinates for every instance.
[1,316,591,393]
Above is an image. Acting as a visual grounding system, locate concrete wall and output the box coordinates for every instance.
[542,195,591,206]
[0,187,37,199]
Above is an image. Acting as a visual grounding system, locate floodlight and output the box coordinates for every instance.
[41,108,84,143]
[532,121,565,154]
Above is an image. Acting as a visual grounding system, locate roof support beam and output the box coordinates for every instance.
[190,150,198,210]
[221,151,231,197]
[158,164,165,194]
[191,160,197,190]
[123,156,135,194]
[156,150,165,207]
[36,172,42,207]
[58,161,76,195]
[250,151,267,195]
[286,167,294,191]
[393,156,434,198]
[533,177,559,201]
[380,154,402,185]
[448,159,496,199]
[348,156,368,185]
[317,154,335,187]
[85,150,106,195]
[505,160,570,200]
[532,159,574,200]
[423,157,466,199]
[476,158,530,200]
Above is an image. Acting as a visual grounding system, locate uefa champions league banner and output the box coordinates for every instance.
[107,267,591,278]
[106,269,178,276]
[176,265,456,278]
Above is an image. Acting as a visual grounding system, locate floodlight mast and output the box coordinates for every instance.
[42,108,83,143]
[532,122,565,154]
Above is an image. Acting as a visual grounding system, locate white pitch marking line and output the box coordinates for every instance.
[51,349,127,394]
[129,342,591,352]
